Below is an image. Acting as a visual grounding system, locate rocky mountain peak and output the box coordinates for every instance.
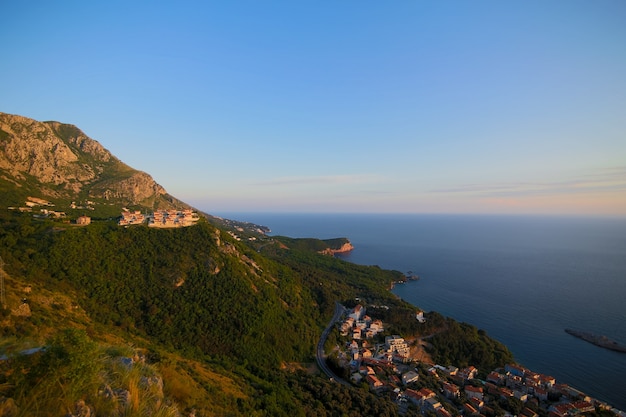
[0,112,178,211]
[46,121,114,163]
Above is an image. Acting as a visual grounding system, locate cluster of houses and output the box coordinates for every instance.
[118,210,146,226]
[10,197,66,218]
[478,363,618,417]
[10,197,92,223]
[365,358,617,417]
[12,197,96,217]
[118,209,199,228]
[334,305,623,417]
[340,304,386,341]
[340,304,426,365]
[70,200,96,210]
[396,366,540,417]
[337,305,423,390]
[226,230,258,242]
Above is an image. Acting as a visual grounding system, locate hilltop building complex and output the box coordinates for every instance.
[118,208,199,227]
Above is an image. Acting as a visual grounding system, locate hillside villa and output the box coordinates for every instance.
[118,208,199,227]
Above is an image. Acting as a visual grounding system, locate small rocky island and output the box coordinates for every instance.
[565,328,626,353]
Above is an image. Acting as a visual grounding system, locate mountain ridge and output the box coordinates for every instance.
[0,111,351,240]
[0,112,185,214]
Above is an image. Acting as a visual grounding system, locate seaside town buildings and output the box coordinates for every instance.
[333,303,623,417]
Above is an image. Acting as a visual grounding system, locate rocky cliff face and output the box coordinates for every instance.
[0,112,171,208]
[97,172,166,203]
[319,241,354,255]
[0,114,94,190]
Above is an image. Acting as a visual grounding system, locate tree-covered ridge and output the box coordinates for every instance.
[4,216,320,366]
[273,236,353,254]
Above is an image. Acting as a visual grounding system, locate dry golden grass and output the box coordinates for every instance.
[407,337,434,364]
[280,361,317,374]
[159,357,248,416]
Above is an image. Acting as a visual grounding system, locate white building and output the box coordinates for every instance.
[349,304,366,321]
[386,335,410,357]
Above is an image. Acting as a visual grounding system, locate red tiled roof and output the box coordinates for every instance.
[417,387,436,398]
[405,389,420,399]
[443,382,459,391]
[366,375,382,386]
[437,408,452,417]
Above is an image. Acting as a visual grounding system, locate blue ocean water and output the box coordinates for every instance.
[218,213,626,409]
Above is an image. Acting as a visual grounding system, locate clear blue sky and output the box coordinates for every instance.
[2,1,625,215]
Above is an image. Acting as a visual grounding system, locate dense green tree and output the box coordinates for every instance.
[427,318,513,375]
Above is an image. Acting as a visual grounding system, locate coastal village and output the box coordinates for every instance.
[331,304,625,417]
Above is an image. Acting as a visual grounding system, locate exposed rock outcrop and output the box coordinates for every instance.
[319,241,354,255]
[0,396,18,417]
[0,112,175,209]
[97,171,166,204]
[11,303,31,317]
[67,399,93,417]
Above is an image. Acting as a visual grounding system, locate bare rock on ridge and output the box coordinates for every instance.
[0,112,171,207]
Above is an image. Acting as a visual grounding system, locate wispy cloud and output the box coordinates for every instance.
[254,174,384,187]
[429,167,626,197]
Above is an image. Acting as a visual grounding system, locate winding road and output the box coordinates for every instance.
[316,302,351,386]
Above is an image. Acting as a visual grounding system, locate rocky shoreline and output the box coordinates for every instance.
[319,241,354,255]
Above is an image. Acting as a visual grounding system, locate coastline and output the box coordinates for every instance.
[228,212,626,410]
[320,241,354,255]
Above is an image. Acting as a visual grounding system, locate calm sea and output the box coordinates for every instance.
[218,213,626,410]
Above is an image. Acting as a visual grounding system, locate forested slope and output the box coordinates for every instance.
[0,210,513,416]
[2,214,323,365]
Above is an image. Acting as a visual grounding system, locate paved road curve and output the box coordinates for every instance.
[316,302,351,386]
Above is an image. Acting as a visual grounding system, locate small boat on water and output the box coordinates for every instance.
[565,328,626,353]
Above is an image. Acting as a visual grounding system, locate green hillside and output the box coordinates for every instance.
[0,209,514,416]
